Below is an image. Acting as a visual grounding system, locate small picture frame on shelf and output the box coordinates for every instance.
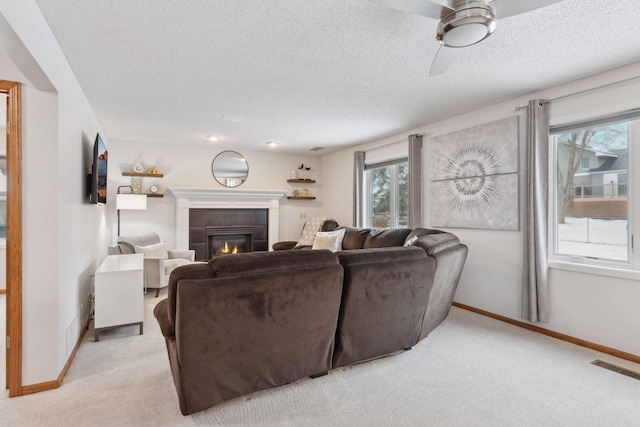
[301,188,311,197]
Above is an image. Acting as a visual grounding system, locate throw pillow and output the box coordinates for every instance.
[404,235,419,247]
[297,217,330,247]
[134,241,169,259]
[312,229,346,252]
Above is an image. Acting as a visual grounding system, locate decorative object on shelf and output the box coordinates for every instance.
[212,150,249,188]
[292,189,300,197]
[133,162,144,173]
[131,177,143,194]
[116,185,147,236]
[297,163,313,180]
[289,169,298,179]
[148,166,160,175]
[149,184,159,194]
[301,188,311,197]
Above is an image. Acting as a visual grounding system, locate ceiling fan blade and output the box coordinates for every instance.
[368,0,453,20]
[429,46,459,76]
[489,0,565,19]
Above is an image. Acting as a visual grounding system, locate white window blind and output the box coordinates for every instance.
[364,141,408,166]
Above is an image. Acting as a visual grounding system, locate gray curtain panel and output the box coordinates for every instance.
[522,99,550,323]
[408,134,423,228]
[353,151,365,227]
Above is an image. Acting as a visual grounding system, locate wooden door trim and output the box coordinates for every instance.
[1,79,22,397]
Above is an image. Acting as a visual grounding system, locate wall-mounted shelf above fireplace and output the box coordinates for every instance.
[122,171,164,197]
[287,179,315,183]
[122,172,164,178]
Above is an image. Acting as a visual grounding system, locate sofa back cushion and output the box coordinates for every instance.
[208,249,339,277]
[117,232,162,254]
[334,246,436,367]
[340,227,370,250]
[172,251,344,414]
[363,228,412,248]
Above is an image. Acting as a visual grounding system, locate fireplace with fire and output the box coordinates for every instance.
[189,208,268,261]
[208,226,254,257]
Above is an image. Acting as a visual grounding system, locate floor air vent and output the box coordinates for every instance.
[591,360,640,381]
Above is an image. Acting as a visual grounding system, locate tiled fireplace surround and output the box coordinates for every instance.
[169,188,288,257]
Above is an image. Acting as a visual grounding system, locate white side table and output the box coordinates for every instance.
[94,254,144,341]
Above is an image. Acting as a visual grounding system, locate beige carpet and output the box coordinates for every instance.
[2,292,640,426]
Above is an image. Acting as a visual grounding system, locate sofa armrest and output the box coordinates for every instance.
[169,250,195,262]
[143,257,165,288]
[153,299,175,338]
[413,233,461,256]
[107,245,122,255]
[272,241,297,251]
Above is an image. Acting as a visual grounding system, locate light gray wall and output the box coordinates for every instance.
[107,139,325,246]
[321,61,640,358]
[1,2,105,384]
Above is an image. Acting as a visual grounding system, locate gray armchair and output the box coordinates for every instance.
[108,232,195,297]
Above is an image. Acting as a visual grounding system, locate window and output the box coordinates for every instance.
[364,160,408,228]
[551,111,640,266]
[581,157,589,169]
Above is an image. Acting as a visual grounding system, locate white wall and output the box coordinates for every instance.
[1,2,106,385]
[108,139,325,246]
[322,62,640,358]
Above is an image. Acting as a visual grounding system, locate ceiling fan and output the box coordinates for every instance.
[369,0,565,76]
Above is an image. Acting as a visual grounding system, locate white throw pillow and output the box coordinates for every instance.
[312,229,346,252]
[404,235,418,247]
[134,241,169,259]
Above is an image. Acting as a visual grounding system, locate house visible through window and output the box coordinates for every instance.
[364,160,408,228]
[551,111,640,265]
[581,157,589,169]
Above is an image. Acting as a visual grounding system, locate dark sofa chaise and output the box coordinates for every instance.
[154,227,467,415]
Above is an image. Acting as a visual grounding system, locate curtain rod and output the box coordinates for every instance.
[366,134,424,151]
[514,74,640,111]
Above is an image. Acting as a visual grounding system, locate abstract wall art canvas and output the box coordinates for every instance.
[429,116,520,230]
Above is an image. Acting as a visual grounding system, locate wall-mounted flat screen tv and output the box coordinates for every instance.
[88,133,107,204]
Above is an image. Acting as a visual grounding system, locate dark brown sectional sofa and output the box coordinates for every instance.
[154,227,467,415]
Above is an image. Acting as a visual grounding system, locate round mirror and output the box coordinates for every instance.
[211,151,248,187]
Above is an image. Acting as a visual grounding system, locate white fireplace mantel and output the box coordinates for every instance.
[168,187,288,251]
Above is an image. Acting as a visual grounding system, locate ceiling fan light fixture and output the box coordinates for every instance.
[437,4,496,48]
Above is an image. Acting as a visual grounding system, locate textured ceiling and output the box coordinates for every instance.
[34,0,640,154]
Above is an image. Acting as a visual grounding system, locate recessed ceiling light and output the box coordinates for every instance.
[266,141,278,147]
[206,135,219,141]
